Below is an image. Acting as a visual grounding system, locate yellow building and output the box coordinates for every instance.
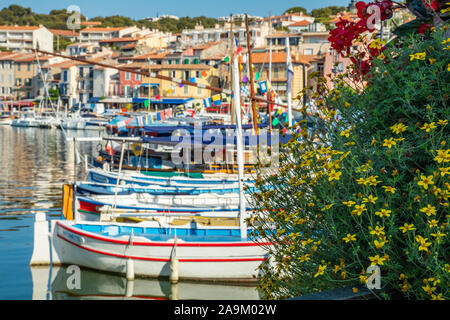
[141,64,221,100]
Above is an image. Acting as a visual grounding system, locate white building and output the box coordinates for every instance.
[79,26,141,43]
[181,22,270,48]
[93,67,120,98]
[146,15,179,22]
[287,21,327,34]
[0,25,53,53]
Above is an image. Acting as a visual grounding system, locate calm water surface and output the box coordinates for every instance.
[0,126,261,300]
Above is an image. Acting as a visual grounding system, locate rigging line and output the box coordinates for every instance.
[34,51,57,115]
[35,51,84,164]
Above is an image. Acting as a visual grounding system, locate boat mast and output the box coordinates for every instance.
[286,37,293,127]
[229,14,235,125]
[232,55,247,241]
[245,14,259,134]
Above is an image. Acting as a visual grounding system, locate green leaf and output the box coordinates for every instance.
[393,19,428,37]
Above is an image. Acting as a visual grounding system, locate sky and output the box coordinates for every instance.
[0,0,351,19]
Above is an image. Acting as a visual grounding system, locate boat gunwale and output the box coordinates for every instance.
[56,221,272,248]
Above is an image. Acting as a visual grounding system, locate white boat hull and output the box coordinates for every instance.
[51,220,269,281]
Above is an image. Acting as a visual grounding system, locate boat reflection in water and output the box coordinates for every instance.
[31,266,261,300]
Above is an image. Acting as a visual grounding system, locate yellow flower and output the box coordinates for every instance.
[369,225,385,237]
[417,175,435,190]
[298,254,311,263]
[399,223,416,233]
[439,167,449,176]
[375,209,391,218]
[321,204,334,211]
[360,274,368,284]
[342,234,357,243]
[314,265,327,278]
[351,204,367,216]
[444,264,450,273]
[382,186,397,194]
[420,122,437,132]
[438,120,448,126]
[409,52,426,61]
[383,138,397,149]
[434,149,450,163]
[422,284,436,295]
[342,200,356,207]
[371,138,377,146]
[428,219,439,228]
[369,38,384,49]
[344,102,351,108]
[352,287,359,294]
[431,294,445,300]
[415,235,432,252]
[429,58,436,64]
[374,237,387,249]
[430,230,446,243]
[356,177,367,185]
[367,176,381,186]
[328,169,342,182]
[420,205,437,216]
[390,123,408,134]
[363,195,378,204]
[369,255,386,266]
[340,129,351,138]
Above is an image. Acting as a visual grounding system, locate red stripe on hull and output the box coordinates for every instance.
[57,234,267,263]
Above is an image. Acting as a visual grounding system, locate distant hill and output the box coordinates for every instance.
[0,4,218,33]
[0,4,348,33]
[0,5,86,29]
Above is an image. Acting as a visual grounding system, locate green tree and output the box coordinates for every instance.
[284,7,308,15]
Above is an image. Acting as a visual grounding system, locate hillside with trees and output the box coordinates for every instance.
[0,4,348,32]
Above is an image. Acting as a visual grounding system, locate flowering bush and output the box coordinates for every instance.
[249,5,449,300]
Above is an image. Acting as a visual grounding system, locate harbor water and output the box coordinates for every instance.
[0,126,261,300]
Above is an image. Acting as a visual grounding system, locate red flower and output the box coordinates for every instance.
[417,23,431,34]
[328,18,368,57]
[356,0,393,31]
[350,56,373,77]
[422,0,440,10]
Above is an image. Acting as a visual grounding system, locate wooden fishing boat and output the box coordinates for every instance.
[73,192,245,222]
[93,155,256,175]
[75,181,250,196]
[87,168,254,188]
[49,219,270,281]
